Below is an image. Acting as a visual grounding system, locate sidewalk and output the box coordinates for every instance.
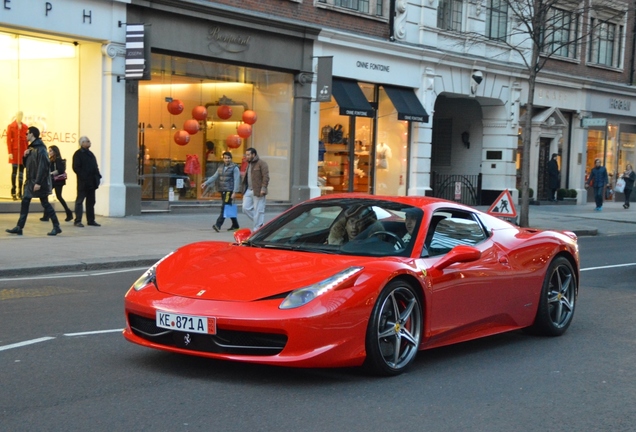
[1,201,635,277]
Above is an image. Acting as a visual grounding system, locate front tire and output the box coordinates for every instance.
[364,280,422,376]
[528,256,577,336]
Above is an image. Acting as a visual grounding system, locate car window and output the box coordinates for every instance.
[426,210,487,257]
[248,199,423,257]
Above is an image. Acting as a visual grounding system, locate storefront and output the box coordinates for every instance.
[314,32,429,198]
[1,0,127,214]
[125,3,319,210]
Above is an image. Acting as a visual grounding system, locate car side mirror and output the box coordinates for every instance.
[234,228,252,244]
[430,245,481,272]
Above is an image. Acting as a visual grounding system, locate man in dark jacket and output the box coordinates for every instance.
[547,153,560,201]
[73,135,102,227]
[5,126,62,236]
[585,158,609,211]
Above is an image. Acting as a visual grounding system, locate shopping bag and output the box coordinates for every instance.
[223,204,238,218]
[615,178,626,193]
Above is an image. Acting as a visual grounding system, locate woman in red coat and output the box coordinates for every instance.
[6,111,28,200]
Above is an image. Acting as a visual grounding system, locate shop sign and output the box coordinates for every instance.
[207,27,251,54]
[316,57,333,103]
[125,24,146,80]
[581,118,607,128]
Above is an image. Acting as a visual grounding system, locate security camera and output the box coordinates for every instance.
[471,70,483,85]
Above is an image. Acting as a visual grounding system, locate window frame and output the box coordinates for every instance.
[588,16,624,69]
[540,6,580,60]
[437,0,464,32]
[485,0,508,42]
[316,0,386,18]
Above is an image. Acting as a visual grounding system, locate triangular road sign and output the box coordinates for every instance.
[487,189,517,218]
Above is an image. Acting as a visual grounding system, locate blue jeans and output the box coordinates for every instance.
[593,187,604,208]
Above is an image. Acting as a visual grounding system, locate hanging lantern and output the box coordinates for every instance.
[237,123,252,139]
[226,134,242,149]
[242,110,257,125]
[184,119,200,135]
[167,99,184,115]
[217,105,233,120]
[192,105,207,121]
[174,130,190,146]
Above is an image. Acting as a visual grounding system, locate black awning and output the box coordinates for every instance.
[331,79,375,118]
[382,85,429,123]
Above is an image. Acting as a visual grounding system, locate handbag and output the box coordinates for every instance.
[223,204,238,218]
[53,172,67,182]
[615,178,626,193]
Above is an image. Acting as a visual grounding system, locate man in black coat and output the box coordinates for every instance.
[73,136,102,227]
[547,153,560,201]
[6,126,62,236]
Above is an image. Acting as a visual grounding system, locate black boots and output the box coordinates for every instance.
[47,225,62,236]
[65,210,73,222]
[6,226,23,235]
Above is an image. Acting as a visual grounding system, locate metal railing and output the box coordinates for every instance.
[431,172,482,206]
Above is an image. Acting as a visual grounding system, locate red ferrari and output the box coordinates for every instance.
[123,195,579,376]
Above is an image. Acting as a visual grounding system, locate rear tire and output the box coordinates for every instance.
[528,256,577,336]
[364,280,422,376]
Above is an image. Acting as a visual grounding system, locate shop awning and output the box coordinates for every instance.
[382,85,429,123]
[332,79,375,118]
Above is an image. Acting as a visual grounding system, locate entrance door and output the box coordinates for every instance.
[537,138,551,200]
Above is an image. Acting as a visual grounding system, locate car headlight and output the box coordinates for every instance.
[279,266,363,309]
[132,252,174,291]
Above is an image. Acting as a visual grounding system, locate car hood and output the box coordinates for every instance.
[155,242,368,301]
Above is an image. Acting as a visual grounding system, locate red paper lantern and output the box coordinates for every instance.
[242,110,257,125]
[217,105,233,120]
[237,123,252,139]
[167,99,184,115]
[226,134,242,149]
[174,130,190,146]
[192,105,207,121]
[184,119,200,135]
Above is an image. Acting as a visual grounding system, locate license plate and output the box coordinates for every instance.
[156,311,216,335]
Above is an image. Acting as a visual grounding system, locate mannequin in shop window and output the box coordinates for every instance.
[6,111,29,200]
[376,142,392,193]
[376,142,392,170]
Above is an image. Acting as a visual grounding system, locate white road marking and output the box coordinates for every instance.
[64,329,123,337]
[581,263,636,272]
[0,267,147,282]
[0,336,55,352]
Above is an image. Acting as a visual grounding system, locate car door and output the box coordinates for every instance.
[417,210,516,343]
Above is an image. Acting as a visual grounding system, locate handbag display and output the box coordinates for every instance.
[53,172,67,182]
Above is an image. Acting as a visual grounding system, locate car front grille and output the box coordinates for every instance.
[127,313,287,356]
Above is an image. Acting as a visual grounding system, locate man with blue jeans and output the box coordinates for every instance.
[242,147,269,230]
[586,158,609,211]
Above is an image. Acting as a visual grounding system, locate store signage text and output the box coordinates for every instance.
[537,88,568,103]
[208,27,250,54]
[3,1,93,23]
[609,98,631,111]
[356,61,390,73]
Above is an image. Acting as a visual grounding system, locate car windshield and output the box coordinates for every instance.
[247,199,424,257]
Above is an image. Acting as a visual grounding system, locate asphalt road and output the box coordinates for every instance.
[1,235,635,432]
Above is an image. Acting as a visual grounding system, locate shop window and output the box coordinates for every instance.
[540,7,579,59]
[317,0,386,18]
[139,54,293,202]
[1,32,80,199]
[437,0,463,32]
[486,0,508,42]
[588,16,624,69]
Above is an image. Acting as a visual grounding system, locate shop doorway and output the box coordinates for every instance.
[537,138,552,200]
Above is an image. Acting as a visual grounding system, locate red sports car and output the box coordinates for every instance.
[123,195,579,376]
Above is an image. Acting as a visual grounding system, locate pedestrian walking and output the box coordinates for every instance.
[620,163,636,209]
[72,136,102,227]
[40,145,73,222]
[242,147,270,230]
[201,151,241,231]
[547,153,559,201]
[585,158,609,211]
[5,126,62,236]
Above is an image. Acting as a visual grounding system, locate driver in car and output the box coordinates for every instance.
[328,205,383,245]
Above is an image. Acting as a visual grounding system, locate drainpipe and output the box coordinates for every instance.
[389,0,396,41]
